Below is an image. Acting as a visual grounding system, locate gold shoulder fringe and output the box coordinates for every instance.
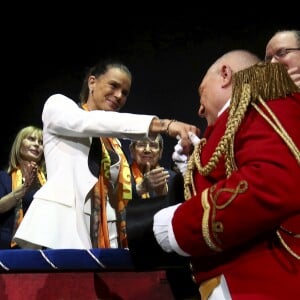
[232,62,300,106]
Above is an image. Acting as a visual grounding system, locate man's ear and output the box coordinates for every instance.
[220,65,233,88]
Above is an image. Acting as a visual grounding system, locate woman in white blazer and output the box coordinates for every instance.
[14,59,200,249]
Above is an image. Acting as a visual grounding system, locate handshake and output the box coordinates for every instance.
[172,131,201,176]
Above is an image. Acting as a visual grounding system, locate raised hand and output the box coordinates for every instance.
[137,162,170,196]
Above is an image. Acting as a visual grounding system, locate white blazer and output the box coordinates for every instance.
[14,94,156,249]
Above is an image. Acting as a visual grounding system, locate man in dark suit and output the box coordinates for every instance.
[127,134,199,299]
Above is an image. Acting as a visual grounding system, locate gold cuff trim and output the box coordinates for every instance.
[199,275,221,300]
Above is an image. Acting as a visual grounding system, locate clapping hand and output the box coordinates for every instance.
[13,161,38,201]
[137,162,170,196]
[22,161,38,188]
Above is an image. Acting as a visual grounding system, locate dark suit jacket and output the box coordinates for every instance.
[0,171,38,249]
[127,167,188,270]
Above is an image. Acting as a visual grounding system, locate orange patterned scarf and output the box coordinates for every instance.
[82,104,132,248]
[11,168,46,247]
[98,137,132,248]
[130,161,150,199]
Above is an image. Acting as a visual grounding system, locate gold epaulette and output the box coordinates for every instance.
[231,62,300,108]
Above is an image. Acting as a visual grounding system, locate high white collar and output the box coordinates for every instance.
[218,99,230,117]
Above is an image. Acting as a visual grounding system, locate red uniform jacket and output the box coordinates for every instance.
[172,93,300,299]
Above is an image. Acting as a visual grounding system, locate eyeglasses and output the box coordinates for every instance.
[265,48,300,62]
[134,141,160,151]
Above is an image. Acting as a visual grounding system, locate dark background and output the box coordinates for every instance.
[1,12,298,169]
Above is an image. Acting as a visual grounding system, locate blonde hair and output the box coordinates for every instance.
[7,126,45,174]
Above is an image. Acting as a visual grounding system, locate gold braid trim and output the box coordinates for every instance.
[184,62,300,200]
[276,230,300,260]
[201,188,222,252]
[252,97,300,164]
